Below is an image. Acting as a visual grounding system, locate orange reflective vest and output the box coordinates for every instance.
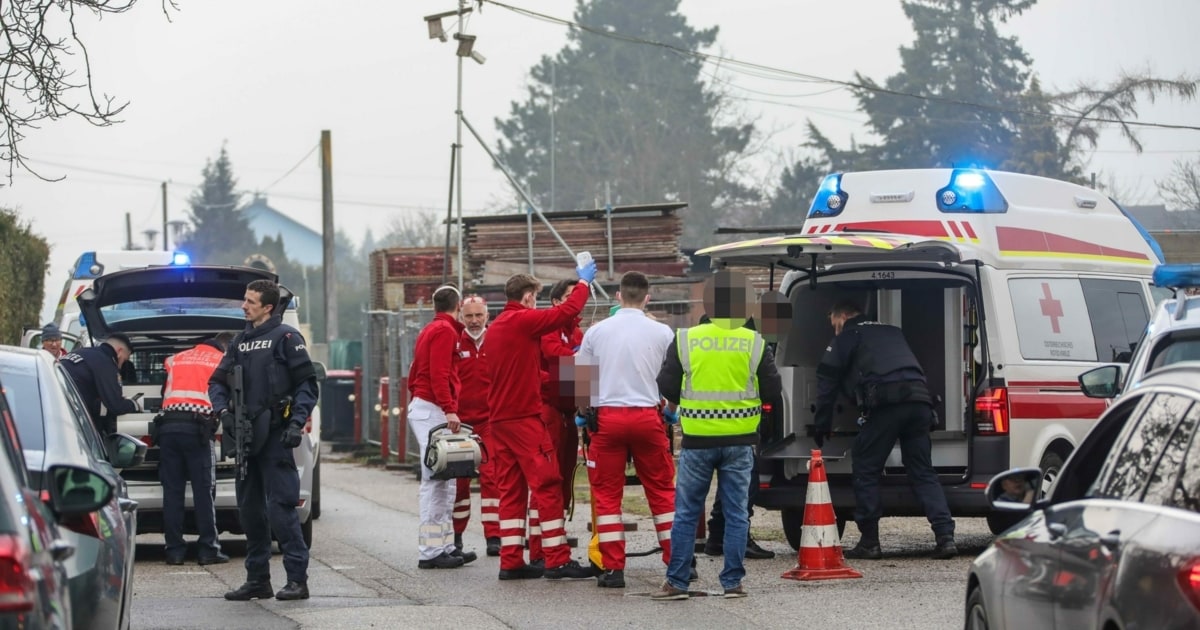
[162,343,224,414]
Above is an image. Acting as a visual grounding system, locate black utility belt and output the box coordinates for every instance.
[859,380,931,409]
[157,411,210,425]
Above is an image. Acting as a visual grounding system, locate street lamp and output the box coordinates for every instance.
[427,1,486,291]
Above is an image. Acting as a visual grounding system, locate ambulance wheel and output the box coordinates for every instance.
[781,508,846,550]
[311,461,321,520]
[302,513,313,549]
[1038,451,1066,499]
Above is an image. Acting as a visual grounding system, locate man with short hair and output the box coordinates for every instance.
[40,323,67,359]
[158,332,236,566]
[454,295,501,556]
[61,333,142,434]
[409,285,476,570]
[210,279,317,601]
[576,271,675,589]
[486,260,596,581]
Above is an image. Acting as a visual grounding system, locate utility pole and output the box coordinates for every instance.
[125,213,133,250]
[161,182,169,251]
[321,130,338,342]
[454,0,465,290]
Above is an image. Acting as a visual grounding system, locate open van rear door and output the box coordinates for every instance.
[698,233,974,271]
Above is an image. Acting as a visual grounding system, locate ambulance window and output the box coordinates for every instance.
[1081,279,1149,363]
[1010,278,1098,361]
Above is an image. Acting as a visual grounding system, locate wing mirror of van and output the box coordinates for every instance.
[986,467,1042,511]
[46,464,115,517]
[106,432,147,469]
[1079,365,1123,399]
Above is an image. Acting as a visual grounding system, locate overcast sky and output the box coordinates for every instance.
[3,0,1197,323]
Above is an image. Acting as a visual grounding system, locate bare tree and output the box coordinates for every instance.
[1158,157,1200,211]
[379,211,441,248]
[0,0,174,179]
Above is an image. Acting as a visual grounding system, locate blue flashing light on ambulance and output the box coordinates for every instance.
[699,168,1165,544]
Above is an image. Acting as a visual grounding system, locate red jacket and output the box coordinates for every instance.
[486,282,590,423]
[540,318,583,410]
[408,312,465,414]
[162,342,224,413]
[456,329,489,424]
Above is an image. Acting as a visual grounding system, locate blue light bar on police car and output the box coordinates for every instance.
[808,173,848,218]
[73,252,104,279]
[936,169,1009,214]
[1152,263,1200,289]
[171,252,191,266]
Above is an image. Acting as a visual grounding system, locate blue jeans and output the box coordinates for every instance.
[666,445,754,590]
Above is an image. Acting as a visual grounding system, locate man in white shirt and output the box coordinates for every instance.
[575,271,675,589]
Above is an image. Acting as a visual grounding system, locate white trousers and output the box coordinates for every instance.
[410,397,456,561]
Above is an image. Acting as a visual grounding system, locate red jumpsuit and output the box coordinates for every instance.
[453,329,498,541]
[539,319,583,523]
[485,283,590,570]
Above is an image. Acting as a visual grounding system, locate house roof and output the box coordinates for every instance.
[243,195,320,239]
[1125,204,1200,231]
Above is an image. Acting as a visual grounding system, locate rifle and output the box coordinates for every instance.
[232,365,251,482]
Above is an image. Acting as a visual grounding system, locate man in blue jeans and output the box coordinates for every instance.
[652,271,782,600]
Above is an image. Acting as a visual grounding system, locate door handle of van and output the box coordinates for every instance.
[1047,522,1067,540]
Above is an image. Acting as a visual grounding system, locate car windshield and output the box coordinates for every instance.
[1149,334,1200,371]
[100,296,243,324]
[0,365,46,451]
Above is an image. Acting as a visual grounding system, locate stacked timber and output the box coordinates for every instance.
[368,247,458,310]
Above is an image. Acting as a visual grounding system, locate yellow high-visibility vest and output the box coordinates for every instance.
[676,321,764,438]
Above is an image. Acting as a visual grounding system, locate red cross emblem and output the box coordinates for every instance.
[1039,283,1063,333]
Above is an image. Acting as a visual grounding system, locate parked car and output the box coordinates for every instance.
[75,264,323,548]
[0,346,147,630]
[1080,263,1200,400]
[966,362,1200,630]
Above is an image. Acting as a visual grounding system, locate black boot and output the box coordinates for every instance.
[844,542,882,560]
[932,535,957,559]
[486,537,501,557]
[744,538,775,560]
[418,552,465,569]
[224,581,274,601]
[275,581,309,601]
[451,548,478,565]
[544,560,594,579]
[596,569,625,588]
[498,564,544,580]
[454,533,463,552]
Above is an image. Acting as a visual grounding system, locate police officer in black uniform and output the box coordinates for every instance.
[209,279,317,602]
[61,333,142,434]
[813,299,956,560]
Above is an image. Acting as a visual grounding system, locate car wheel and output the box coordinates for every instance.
[302,513,313,549]
[965,585,990,630]
[1039,451,1066,499]
[311,460,321,520]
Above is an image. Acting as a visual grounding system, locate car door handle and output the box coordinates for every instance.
[1099,529,1121,550]
[118,498,139,514]
[1048,522,1068,540]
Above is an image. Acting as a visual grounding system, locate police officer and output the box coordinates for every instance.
[209,279,317,601]
[61,333,142,434]
[813,299,956,560]
[158,332,235,566]
[653,270,783,601]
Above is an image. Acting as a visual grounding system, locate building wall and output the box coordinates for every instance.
[1152,232,1200,264]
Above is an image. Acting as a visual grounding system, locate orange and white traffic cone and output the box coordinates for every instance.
[781,449,863,581]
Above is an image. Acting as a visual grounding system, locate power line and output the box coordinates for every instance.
[263,143,319,191]
[483,0,1200,133]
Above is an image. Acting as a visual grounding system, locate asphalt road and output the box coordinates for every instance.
[130,450,991,629]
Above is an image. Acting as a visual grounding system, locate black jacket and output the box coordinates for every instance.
[61,344,138,432]
[814,315,927,430]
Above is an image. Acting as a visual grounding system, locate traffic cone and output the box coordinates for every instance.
[781,449,863,581]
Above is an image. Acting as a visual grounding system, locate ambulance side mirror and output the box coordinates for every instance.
[1079,365,1122,399]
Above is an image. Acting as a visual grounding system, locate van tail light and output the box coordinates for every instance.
[1180,559,1200,613]
[304,417,313,434]
[974,387,1010,435]
[0,534,35,612]
[59,511,102,539]
[139,435,154,448]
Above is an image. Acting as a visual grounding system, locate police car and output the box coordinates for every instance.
[1080,263,1200,398]
[75,263,323,547]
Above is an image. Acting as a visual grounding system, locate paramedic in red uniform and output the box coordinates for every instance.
[575,271,675,589]
[540,279,585,527]
[453,295,501,557]
[408,285,476,569]
[487,262,597,581]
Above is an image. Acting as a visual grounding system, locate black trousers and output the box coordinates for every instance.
[158,425,219,558]
[851,402,954,541]
[237,427,308,585]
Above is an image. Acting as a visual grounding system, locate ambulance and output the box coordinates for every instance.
[698,168,1164,541]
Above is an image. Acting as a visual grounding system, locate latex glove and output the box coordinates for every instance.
[219,410,235,434]
[575,414,588,427]
[661,406,679,425]
[577,259,597,283]
[813,428,830,449]
[280,422,304,448]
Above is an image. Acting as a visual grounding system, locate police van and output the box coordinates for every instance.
[698,168,1163,541]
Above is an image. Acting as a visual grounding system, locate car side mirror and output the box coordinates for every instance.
[106,432,147,469]
[46,464,115,517]
[1079,365,1122,399]
[986,467,1042,511]
[313,361,327,382]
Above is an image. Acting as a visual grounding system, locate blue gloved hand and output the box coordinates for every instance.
[577,259,597,283]
[575,414,588,427]
[661,406,679,425]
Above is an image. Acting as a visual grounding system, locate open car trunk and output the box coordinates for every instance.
[700,234,988,484]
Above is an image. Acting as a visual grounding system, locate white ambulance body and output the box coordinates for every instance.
[699,168,1163,541]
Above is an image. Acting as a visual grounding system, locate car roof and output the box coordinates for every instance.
[0,346,104,471]
[1129,360,1200,392]
[1146,293,1200,338]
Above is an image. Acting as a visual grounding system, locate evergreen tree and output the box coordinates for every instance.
[758,155,828,229]
[495,0,757,245]
[177,146,256,264]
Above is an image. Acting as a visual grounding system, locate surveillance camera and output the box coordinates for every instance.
[470,50,486,65]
